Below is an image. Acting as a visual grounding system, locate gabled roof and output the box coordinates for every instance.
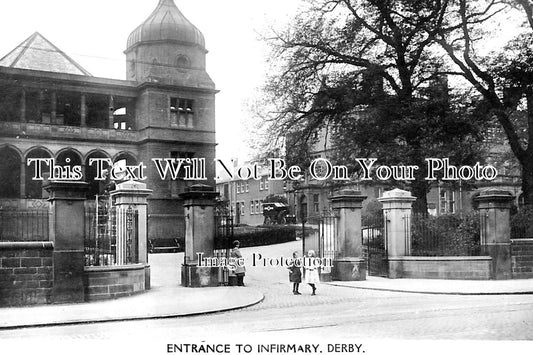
[0,32,92,76]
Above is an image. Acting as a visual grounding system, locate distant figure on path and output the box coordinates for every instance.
[288,251,302,295]
[230,240,246,286]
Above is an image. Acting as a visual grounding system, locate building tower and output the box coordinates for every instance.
[125,0,214,89]
[125,0,217,239]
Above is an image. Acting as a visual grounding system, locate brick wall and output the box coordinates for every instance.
[0,242,54,306]
[83,264,148,301]
[388,256,493,280]
[511,239,533,279]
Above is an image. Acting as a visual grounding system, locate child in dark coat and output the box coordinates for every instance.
[288,251,302,295]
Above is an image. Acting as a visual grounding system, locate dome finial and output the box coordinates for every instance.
[126,0,205,51]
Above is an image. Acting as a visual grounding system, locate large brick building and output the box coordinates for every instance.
[0,0,216,240]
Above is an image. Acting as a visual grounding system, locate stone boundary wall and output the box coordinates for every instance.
[511,239,533,279]
[83,264,149,301]
[0,242,54,306]
[388,256,493,280]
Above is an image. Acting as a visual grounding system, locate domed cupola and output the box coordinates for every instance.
[126,0,205,52]
[125,0,214,88]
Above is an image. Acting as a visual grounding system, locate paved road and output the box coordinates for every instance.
[0,241,532,344]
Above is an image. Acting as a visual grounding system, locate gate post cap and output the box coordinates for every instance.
[474,188,514,200]
[115,180,147,190]
[179,184,219,202]
[44,180,89,201]
[330,189,366,200]
[329,188,366,209]
[378,188,416,202]
[474,188,514,208]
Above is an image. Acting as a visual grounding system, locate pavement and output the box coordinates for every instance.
[329,276,533,295]
[0,252,265,330]
[0,283,264,330]
[1,242,533,330]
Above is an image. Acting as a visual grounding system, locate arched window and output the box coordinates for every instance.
[85,151,111,198]
[56,149,83,190]
[114,152,137,166]
[176,55,190,68]
[0,146,21,198]
[112,152,138,183]
[25,148,51,198]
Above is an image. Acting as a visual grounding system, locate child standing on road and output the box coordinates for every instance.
[288,251,302,295]
[304,250,319,295]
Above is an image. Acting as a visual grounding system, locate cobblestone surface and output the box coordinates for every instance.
[1,241,532,342]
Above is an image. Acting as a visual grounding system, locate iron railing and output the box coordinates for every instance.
[410,213,482,256]
[214,214,234,285]
[362,214,388,277]
[85,206,116,266]
[510,208,533,239]
[0,209,49,241]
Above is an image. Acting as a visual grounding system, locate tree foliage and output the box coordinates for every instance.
[437,0,533,205]
[259,0,485,212]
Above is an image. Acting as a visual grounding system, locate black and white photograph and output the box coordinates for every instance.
[0,1,532,354]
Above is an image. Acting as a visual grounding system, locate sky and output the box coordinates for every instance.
[0,0,302,162]
[0,1,527,164]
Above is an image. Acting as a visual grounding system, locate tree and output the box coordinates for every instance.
[437,0,533,205]
[259,0,484,213]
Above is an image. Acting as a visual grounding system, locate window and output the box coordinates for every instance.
[255,201,260,215]
[236,182,240,194]
[245,182,249,192]
[313,194,320,213]
[439,189,455,214]
[250,201,254,215]
[240,202,245,216]
[0,85,22,122]
[260,177,268,191]
[176,55,190,68]
[170,98,194,128]
[0,147,21,198]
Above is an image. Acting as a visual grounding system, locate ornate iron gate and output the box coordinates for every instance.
[85,195,116,266]
[362,213,388,277]
[214,213,234,285]
[305,213,337,279]
[85,196,140,266]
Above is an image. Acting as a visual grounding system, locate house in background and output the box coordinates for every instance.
[216,162,286,225]
[284,95,523,221]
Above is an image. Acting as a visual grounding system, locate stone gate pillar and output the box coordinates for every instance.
[44,181,88,303]
[110,181,152,287]
[330,189,367,281]
[474,189,514,280]
[179,184,219,287]
[378,188,416,278]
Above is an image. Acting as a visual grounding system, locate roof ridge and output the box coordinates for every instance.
[10,32,38,67]
[0,32,37,66]
[33,32,92,76]
[0,32,92,76]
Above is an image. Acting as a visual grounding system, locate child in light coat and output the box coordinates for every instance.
[304,250,319,295]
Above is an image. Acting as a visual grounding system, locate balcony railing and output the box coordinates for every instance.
[0,121,138,142]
